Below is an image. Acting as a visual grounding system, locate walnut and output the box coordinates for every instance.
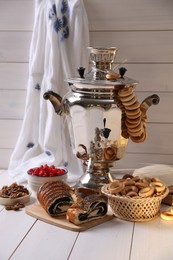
[0,183,29,199]
[5,203,25,211]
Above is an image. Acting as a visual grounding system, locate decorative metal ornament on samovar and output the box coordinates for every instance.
[43,47,160,189]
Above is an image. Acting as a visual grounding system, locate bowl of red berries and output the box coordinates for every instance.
[27,164,68,192]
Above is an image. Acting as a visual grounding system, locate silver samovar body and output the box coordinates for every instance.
[44,47,159,189]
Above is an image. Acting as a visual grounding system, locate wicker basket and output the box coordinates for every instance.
[102,184,169,222]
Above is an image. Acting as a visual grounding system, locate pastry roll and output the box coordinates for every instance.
[66,194,108,225]
[37,181,75,217]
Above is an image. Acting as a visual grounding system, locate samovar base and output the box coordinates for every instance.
[76,160,115,189]
[77,171,113,190]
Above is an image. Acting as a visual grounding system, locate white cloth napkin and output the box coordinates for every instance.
[8,0,90,183]
[133,164,173,186]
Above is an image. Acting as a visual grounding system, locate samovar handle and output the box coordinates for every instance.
[43,91,67,115]
[141,94,160,111]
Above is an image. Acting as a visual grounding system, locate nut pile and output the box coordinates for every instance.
[0,183,29,199]
[5,203,25,211]
[104,174,167,199]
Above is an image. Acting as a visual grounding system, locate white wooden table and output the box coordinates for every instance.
[1,170,173,260]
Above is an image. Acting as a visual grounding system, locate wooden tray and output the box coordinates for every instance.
[26,204,114,232]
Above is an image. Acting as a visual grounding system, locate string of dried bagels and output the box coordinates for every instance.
[116,85,147,143]
[105,69,147,143]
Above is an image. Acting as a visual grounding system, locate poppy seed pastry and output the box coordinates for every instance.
[66,194,108,225]
[75,187,101,199]
[37,180,76,217]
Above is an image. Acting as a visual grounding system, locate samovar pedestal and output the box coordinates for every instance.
[78,172,113,190]
[77,160,115,189]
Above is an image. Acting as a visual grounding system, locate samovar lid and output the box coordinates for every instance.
[65,47,139,88]
[65,76,139,87]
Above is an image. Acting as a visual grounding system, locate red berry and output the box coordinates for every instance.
[28,164,66,177]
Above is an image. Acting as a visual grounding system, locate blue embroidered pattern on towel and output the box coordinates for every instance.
[49,0,69,41]
[54,17,63,33]
[27,142,35,148]
[45,150,52,156]
[34,83,41,90]
[64,161,68,167]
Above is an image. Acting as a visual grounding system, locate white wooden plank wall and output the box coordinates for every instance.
[0,0,34,168]
[0,0,173,169]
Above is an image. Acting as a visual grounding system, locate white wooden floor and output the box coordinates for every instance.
[1,170,173,260]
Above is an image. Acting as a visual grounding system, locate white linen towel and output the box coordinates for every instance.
[8,0,90,183]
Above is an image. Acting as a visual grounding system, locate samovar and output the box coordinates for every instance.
[43,47,160,189]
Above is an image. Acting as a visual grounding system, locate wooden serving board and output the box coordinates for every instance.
[25,204,114,232]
